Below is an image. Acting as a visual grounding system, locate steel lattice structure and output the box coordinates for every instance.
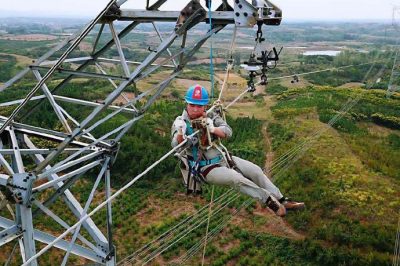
[388,6,400,98]
[0,0,281,265]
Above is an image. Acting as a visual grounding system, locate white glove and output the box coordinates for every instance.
[202,117,215,133]
[174,118,187,135]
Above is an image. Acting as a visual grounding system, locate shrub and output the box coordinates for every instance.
[371,113,400,129]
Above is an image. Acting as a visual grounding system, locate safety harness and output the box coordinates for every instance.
[184,120,222,194]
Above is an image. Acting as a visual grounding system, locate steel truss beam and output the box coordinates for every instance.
[0,0,282,265]
[0,217,104,263]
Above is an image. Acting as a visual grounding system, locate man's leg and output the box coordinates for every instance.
[205,165,286,216]
[232,156,283,200]
[232,156,305,210]
[205,166,270,203]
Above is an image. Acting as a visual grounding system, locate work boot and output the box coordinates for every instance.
[279,197,305,210]
[266,196,286,217]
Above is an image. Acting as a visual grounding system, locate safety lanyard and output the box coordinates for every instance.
[185,120,199,166]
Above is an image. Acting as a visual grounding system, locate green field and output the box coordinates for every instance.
[0,19,399,265]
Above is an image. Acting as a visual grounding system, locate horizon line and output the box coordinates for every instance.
[0,15,392,24]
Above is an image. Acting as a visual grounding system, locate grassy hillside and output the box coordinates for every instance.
[1,78,399,265]
[0,21,399,266]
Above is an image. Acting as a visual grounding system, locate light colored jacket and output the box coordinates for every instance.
[171,109,232,159]
[171,109,233,193]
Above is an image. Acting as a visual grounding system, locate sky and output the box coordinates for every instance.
[0,0,398,21]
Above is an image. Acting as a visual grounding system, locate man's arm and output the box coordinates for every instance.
[207,113,232,139]
[171,116,186,147]
[210,127,227,138]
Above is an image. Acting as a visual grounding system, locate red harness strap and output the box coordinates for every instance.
[201,164,221,179]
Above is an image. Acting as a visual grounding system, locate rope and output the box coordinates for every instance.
[218,26,237,101]
[120,23,237,263]
[128,49,391,266]
[21,21,392,265]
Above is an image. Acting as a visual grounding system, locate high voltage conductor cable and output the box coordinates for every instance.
[181,199,253,265]
[21,34,389,266]
[117,188,237,265]
[268,96,362,174]
[224,80,263,110]
[268,61,382,81]
[138,193,242,265]
[387,48,400,98]
[128,193,241,265]
[180,200,253,264]
[121,191,240,265]
[134,34,393,266]
[0,0,118,135]
[201,185,214,266]
[177,199,254,265]
[393,210,400,266]
[223,60,381,112]
[271,56,392,182]
[269,68,386,179]
[266,51,390,176]
[137,193,242,265]
[22,131,200,266]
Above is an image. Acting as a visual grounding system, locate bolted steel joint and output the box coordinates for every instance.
[11,173,36,206]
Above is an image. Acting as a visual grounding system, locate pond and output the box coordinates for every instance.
[303,50,341,56]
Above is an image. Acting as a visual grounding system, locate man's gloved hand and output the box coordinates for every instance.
[202,117,215,133]
[174,117,187,135]
[186,135,199,146]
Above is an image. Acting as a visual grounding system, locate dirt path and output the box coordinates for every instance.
[0,52,33,66]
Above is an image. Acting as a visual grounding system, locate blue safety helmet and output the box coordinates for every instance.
[185,84,209,106]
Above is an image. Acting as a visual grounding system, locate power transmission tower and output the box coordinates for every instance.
[388,6,400,98]
[0,0,282,265]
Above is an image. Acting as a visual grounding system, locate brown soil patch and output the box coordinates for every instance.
[188,57,225,65]
[338,82,365,89]
[0,53,33,66]
[135,195,201,228]
[231,203,305,240]
[358,122,400,137]
[113,92,136,105]
[215,72,246,86]
[0,34,58,41]
[174,78,211,91]
[78,41,92,52]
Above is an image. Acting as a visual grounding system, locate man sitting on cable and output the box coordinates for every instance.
[171,84,304,217]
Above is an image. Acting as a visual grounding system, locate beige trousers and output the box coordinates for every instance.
[206,156,283,203]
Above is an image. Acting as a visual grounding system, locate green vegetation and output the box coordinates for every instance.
[266,84,400,265]
[0,19,399,266]
[0,54,21,82]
